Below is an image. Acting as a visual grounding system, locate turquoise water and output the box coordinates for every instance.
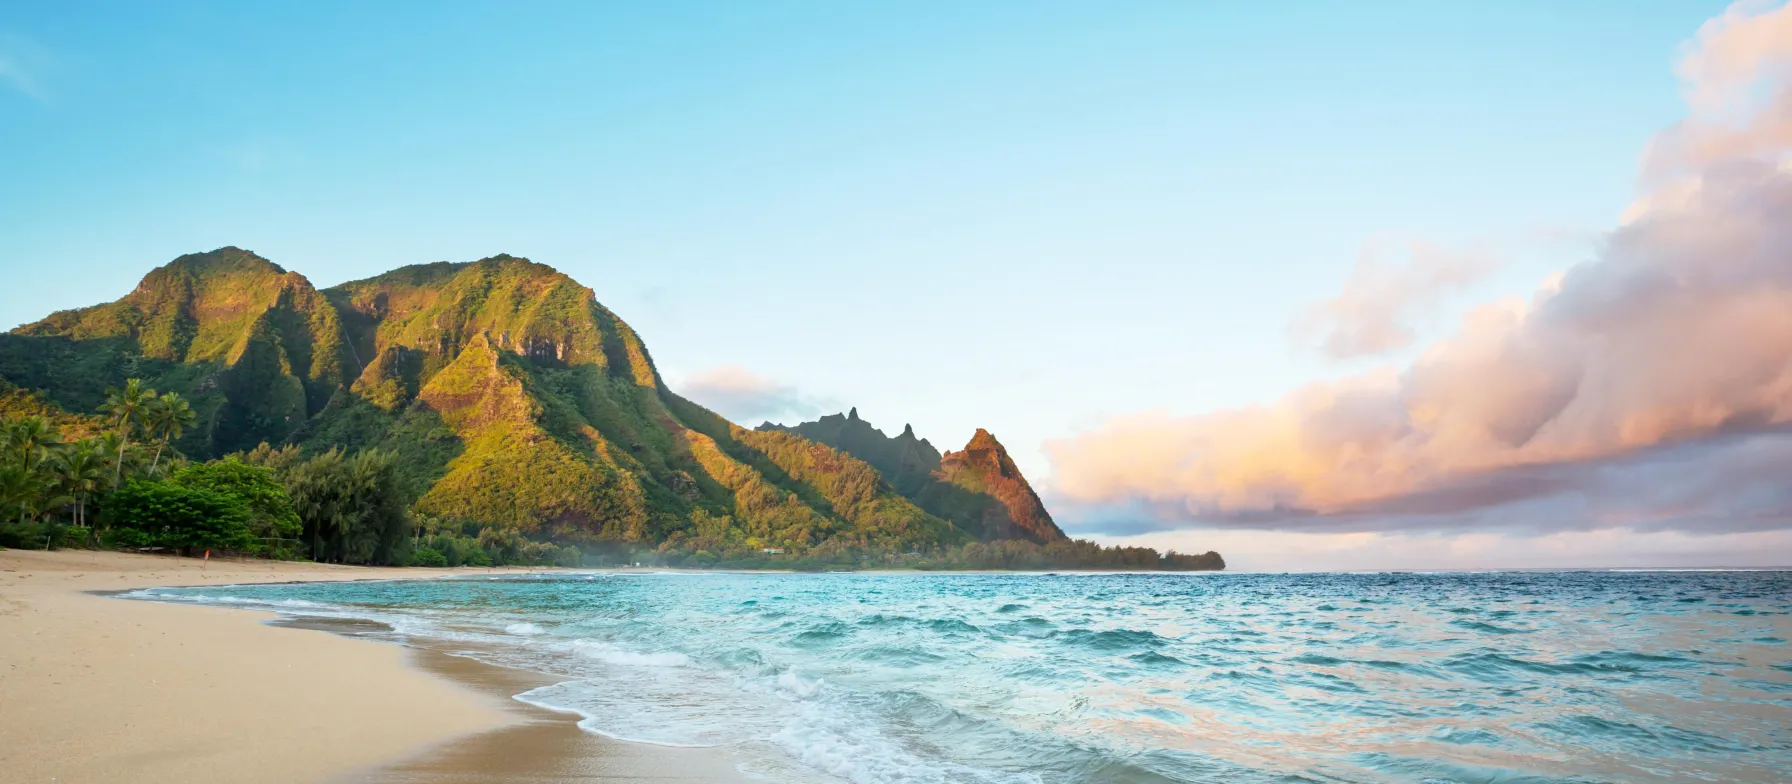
[133,571,1792,783]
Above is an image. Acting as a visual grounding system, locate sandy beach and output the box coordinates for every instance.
[0,549,755,784]
[0,549,521,783]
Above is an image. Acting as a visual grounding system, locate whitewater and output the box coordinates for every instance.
[130,570,1791,783]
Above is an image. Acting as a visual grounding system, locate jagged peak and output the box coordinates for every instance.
[848,407,860,421]
[901,423,915,437]
[965,428,1002,451]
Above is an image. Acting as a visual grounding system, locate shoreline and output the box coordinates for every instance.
[306,620,750,783]
[0,548,750,784]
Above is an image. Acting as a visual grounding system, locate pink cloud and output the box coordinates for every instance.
[1639,0,1792,189]
[1293,240,1500,359]
[1046,2,1792,539]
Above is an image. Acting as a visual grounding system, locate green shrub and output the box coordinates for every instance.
[553,544,583,568]
[461,547,493,567]
[0,522,79,550]
[408,546,448,567]
[102,479,255,554]
[171,458,301,548]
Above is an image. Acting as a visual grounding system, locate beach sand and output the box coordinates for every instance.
[0,549,747,784]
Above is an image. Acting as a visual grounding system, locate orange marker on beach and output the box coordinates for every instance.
[204,550,210,569]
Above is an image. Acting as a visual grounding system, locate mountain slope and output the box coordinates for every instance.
[0,248,351,456]
[937,428,1064,543]
[769,410,1066,543]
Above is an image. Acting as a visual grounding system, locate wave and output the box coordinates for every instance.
[847,645,947,667]
[571,640,691,668]
[1059,628,1166,651]
[1128,651,1187,668]
[1441,650,1704,681]
[791,622,853,646]
[513,683,733,748]
[125,589,330,610]
[1449,619,1534,635]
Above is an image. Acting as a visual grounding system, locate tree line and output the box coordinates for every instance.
[3,377,1220,573]
[0,378,575,568]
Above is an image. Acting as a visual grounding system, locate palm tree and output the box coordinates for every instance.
[0,463,42,525]
[102,379,154,488]
[145,392,196,474]
[287,449,344,561]
[4,416,62,469]
[51,443,105,528]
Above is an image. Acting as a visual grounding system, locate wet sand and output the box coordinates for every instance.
[347,645,747,783]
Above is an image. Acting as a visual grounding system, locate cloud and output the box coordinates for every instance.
[676,366,828,424]
[1046,1,1792,539]
[1293,240,1500,359]
[1637,0,1792,194]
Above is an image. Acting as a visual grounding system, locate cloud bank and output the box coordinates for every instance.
[677,366,827,424]
[1047,1,1792,540]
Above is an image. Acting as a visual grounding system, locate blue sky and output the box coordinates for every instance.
[10,1,1785,568]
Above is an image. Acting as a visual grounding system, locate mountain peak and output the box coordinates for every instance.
[769,411,1063,544]
[966,428,1001,450]
[159,246,288,277]
[939,428,1064,543]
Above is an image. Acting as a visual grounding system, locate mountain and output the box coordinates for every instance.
[1,248,351,457]
[1,248,964,552]
[767,410,1066,544]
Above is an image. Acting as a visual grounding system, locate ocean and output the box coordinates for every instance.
[130,570,1792,783]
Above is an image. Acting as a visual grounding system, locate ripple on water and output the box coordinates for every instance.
[1128,651,1188,669]
[1449,619,1533,635]
[1060,628,1167,651]
[791,621,852,646]
[1537,715,1750,755]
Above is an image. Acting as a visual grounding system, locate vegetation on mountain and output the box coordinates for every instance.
[768,410,1066,543]
[0,248,1223,570]
[937,428,1064,543]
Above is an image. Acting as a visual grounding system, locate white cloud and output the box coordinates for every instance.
[676,365,829,424]
[1293,239,1500,359]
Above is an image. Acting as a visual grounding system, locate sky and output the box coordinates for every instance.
[4,1,1789,569]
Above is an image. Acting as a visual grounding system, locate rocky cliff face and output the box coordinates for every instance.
[770,412,1065,543]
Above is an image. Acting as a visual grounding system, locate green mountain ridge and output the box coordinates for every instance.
[0,248,976,554]
[764,409,1066,544]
